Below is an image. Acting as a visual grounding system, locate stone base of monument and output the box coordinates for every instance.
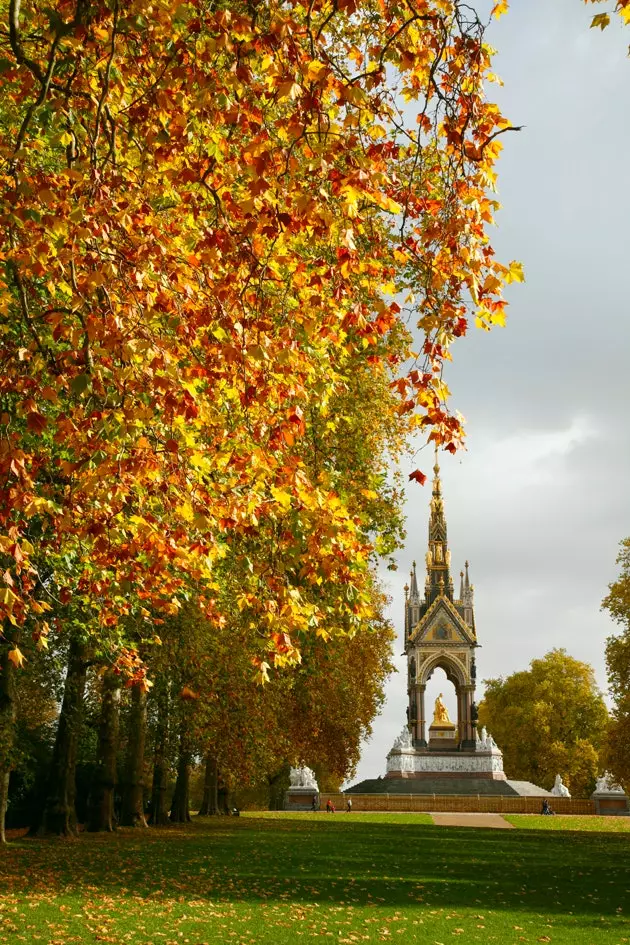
[428,722,457,751]
[285,786,319,811]
[284,767,320,811]
[386,751,507,780]
[591,773,630,815]
[592,792,630,816]
[385,725,508,781]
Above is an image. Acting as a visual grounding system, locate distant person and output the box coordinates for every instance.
[326,799,335,813]
[346,798,353,813]
[311,795,318,812]
[541,799,555,816]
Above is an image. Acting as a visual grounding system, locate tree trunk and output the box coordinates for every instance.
[120,684,148,827]
[0,628,19,844]
[149,681,170,826]
[37,636,89,836]
[217,780,231,816]
[169,737,191,823]
[197,754,218,816]
[88,669,121,832]
[268,763,290,811]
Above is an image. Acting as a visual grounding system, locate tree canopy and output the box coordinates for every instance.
[0,0,516,661]
[478,649,609,797]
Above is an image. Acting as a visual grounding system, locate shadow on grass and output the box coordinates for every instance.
[2,816,629,924]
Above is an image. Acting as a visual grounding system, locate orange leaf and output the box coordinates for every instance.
[8,647,27,669]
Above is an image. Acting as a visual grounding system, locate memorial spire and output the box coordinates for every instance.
[425,449,453,603]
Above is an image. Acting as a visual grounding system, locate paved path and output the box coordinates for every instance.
[430,812,514,829]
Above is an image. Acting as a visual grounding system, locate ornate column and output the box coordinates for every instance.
[415,685,427,746]
[459,684,476,749]
[456,687,464,747]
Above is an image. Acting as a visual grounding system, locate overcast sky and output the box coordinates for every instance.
[349,0,630,786]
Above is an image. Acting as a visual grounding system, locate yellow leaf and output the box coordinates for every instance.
[271,486,292,510]
[0,586,19,611]
[491,0,509,18]
[8,647,26,668]
[505,260,525,284]
[306,60,327,82]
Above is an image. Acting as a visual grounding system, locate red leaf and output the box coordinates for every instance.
[26,412,47,434]
[408,469,427,485]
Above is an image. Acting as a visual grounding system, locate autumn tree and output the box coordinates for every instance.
[1,0,518,838]
[602,538,630,789]
[478,649,609,796]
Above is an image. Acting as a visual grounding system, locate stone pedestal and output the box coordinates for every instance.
[592,793,630,815]
[284,766,319,811]
[428,722,457,750]
[386,725,506,781]
[591,773,630,815]
[285,787,319,811]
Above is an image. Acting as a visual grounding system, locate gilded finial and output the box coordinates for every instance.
[432,446,442,498]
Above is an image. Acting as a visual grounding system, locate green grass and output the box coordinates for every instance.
[505,814,630,832]
[1,813,630,944]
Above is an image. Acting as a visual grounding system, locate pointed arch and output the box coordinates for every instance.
[419,651,467,688]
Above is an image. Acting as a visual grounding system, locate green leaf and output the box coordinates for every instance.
[70,374,91,395]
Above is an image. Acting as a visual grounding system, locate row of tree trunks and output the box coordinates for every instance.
[0,627,19,844]
[88,669,121,832]
[2,632,224,837]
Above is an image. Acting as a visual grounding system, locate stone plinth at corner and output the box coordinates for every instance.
[284,766,319,811]
[285,786,319,811]
[592,791,630,816]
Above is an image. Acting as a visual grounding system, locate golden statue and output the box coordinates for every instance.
[433,693,451,725]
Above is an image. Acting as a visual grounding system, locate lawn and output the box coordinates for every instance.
[505,814,630,832]
[1,813,629,944]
